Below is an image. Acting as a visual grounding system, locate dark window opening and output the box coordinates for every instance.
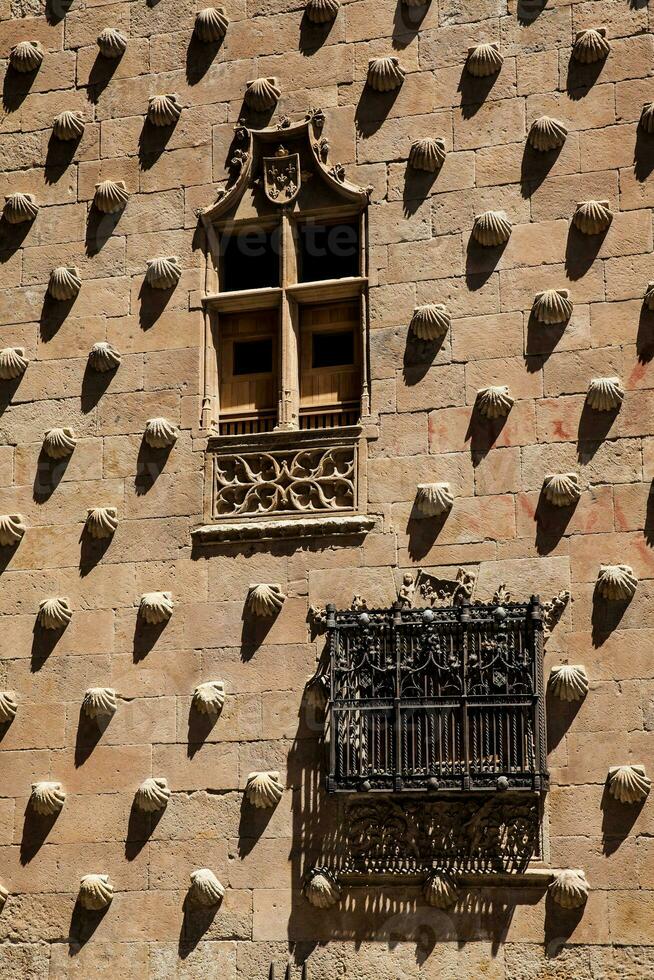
[298,220,360,283]
[233,338,274,376]
[312,330,354,369]
[221,227,280,292]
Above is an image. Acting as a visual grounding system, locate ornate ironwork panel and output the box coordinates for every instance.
[325,597,548,794]
[210,432,358,520]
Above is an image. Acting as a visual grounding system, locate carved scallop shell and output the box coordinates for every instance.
[409,304,450,341]
[88,341,121,373]
[0,346,28,380]
[244,77,281,111]
[30,781,65,816]
[189,868,225,908]
[86,507,118,540]
[645,282,654,311]
[147,94,182,127]
[542,473,581,508]
[423,873,457,909]
[0,691,17,723]
[572,28,610,65]
[94,180,129,215]
[195,7,229,41]
[0,514,26,547]
[367,57,405,93]
[48,266,81,301]
[139,591,173,624]
[4,192,39,225]
[82,687,117,720]
[596,564,638,601]
[10,40,43,73]
[52,111,85,142]
[640,103,654,135]
[532,289,573,325]
[192,681,225,716]
[549,665,588,703]
[572,200,613,235]
[0,883,7,911]
[586,376,623,412]
[466,43,503,78]
[247,583,286,617]
[408,137,446,173]
[304,869,341,909]
[135,777,171,812]
[607,765,651,804]
[38,596,72,630]
[246,770,284,808]
[476,385,514,420]
[528,116,568,152]
[549,870,589,909]
[43,426,76,459]
[306,0,339,23]
[96,27,128,59]
[78,874,113,911]
[415,483,453,518]
[144,417,179,449]
[472,210,512,247]
[145,256,182,290]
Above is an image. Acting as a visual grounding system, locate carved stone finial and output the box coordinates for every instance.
[97,27,128,58]
[245,771,284,808]
[134,777,171,812]
[244,77,281,111]
[188,869,225,908]
[542,473,581,507]
[88,341,121,372]
[572,28,610,64]
[86,507,119,540]
[409,304,450,341]
[78,874,113,910]
[541,590,570,639]
[30,781,65,815]
[572,200,613,235]
[548,869,589,908]
[423,872,457,909]
[82,688,117,720]
[640,103,654,135]
[528,116,567,152]
[247,583,286,617]
[144,417,179,448]
[9,40,43,73]
[194,7,229,42]
[304,868,341,908]
[472,211,511,247]
[3,192,39,225]
[586,376,623,411]
[366,57,405,92]
[0,346,28,380]
[192,681,225,716]
[139,591,173,624]
[408,137,446,173]
[549,665,588,702]
[94,179,129,214]
[147,94,182,127]
[532,289,573,325]
[0,691,18,723]
[415,483,453,518]
[37,597,72,630]
[397,572,416,608]
[144,256,181,289]
[43,426,76,459]
[466,43,503,77]
[0,514,25,547]
[52,111,85,142]
[306,0,339,22]
[476,385,514,419]
[596,564,637,601]
[48,266,81,301]
[607,764,651,804]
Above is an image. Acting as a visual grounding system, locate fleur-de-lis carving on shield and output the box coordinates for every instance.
[263,145,300,204]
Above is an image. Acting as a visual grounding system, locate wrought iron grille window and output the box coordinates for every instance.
[325,597,548,794]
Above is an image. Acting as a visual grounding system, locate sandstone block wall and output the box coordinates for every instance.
[0,0,653,976]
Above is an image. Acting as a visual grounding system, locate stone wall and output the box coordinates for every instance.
[0,0,653,976]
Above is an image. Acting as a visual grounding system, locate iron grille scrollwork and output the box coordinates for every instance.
[325,596,548,794]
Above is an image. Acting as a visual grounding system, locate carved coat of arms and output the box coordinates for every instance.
[263,145,300,203]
